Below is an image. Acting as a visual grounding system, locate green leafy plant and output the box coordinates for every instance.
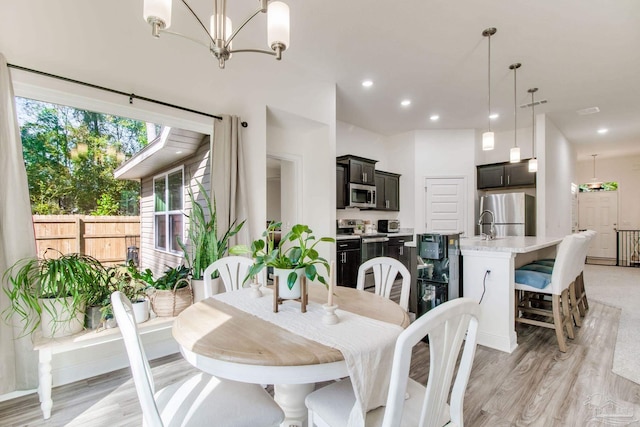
[2,250,105,336]
[178,181,246,280]
[150,265,190,290]
[239,222,335,290]
[105,263,149,302]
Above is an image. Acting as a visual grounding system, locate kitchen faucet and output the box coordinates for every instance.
[478,210,496,240]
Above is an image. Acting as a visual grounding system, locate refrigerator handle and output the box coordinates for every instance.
[500,175,503,185]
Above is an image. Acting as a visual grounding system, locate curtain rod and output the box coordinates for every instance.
[7,63,249,128]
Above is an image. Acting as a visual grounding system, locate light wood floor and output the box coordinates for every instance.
[1,301,638,426]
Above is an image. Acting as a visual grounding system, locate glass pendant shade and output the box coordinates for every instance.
[143,0,172,28]
[482,131,495,151]
[528,158,538,172]
[510,146,521,163]
[267,1,290,49]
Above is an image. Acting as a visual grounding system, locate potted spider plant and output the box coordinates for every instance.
[240,222,335,299]
[2,250,105,338]
[178,181,245,301]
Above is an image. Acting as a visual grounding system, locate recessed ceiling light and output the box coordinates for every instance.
[489,113,499,120]
[597,128,608,134]
[361,80,373,88]
[176,151,183,154]
[401,99,411,107]
[430,115,439,121]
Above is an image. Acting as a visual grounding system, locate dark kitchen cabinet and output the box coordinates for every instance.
[505,162,536,187]
[375,171,400,211]
[336,238,360,288]
[336,155,377,185]
[477,161,535,189]
[336,164,346,209]
[388,235,413,271]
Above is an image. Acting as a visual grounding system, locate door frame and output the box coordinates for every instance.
[266,152,302,235]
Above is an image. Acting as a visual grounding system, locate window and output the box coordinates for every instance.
[154,168,184,253]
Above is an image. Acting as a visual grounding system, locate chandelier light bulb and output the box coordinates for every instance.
[143,0,172,36]
[268,1,290,51]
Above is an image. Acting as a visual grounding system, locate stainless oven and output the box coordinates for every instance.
[360,235,389,289]
[348,183,376,209]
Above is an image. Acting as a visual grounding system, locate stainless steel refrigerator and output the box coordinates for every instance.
[479,192,536,236]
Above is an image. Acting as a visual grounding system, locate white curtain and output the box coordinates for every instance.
[211,115,250,247]
[0,54,38,394]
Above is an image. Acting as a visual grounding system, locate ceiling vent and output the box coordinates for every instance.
[520,99,548,108]
[577,107,600,115]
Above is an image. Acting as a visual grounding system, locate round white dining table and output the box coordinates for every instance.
[173,284,409,427]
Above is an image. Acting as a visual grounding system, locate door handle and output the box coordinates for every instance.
[400,246,404,256]
[501,176,503,185]
[507,175,510,185]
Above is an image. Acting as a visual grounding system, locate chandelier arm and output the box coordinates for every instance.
[229,48,277,56]
[225,7,264,48]
[159,30,211,49]
[180,0,216,45]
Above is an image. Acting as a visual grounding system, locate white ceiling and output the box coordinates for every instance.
[1,0,639,161]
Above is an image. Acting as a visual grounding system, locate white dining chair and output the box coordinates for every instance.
[110,291,284,427]
[305,298,480,427]
[203,256,254,297]
[357,257,411,312]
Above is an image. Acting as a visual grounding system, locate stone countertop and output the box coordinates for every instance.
[459,236,564,254]
[335,232,414,241]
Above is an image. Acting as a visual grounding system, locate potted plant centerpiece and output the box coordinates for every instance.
[178,181,245,302]
[2,250,105,338]
[243,222,335,299]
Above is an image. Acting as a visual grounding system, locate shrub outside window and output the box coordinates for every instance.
[154,168,183,253]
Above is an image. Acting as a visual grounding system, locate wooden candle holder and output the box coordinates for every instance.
[273,275,308,313]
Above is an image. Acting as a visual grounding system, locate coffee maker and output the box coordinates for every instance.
[415,233,462,317]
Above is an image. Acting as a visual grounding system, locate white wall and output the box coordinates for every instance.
[413,130,477,235]
[539,115,575,236]
[576,154,640,228]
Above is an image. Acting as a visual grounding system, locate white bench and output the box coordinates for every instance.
[32,316,176,419]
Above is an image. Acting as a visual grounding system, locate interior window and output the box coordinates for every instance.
[154,168,184,253]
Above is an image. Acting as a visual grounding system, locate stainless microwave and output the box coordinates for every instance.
[348,183,376,209]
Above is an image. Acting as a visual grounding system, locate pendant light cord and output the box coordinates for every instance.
[531,90,535,157]
[513,66,518,148]
[487,34,492,132]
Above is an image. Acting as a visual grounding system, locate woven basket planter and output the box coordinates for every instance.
[151,278,193,317]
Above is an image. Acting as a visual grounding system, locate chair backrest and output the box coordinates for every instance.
[203,256,254,296]
[381,298,480,427]
[549,234,583,294]
[356,257,411,311]
[110,291,164,427]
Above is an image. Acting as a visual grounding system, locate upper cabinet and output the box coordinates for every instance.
[337,155,377,185]
[375,171,400,211]
[477,161,536,189]
[336,164,346,209]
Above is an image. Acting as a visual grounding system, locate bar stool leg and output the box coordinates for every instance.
[569,281,582,327]
[552,294,568,353]
[561,289,575,339]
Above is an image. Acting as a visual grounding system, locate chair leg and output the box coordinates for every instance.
[577,272,589,312]
[552,294,568,353]
[569,281,582,327]
[561,289,575,340]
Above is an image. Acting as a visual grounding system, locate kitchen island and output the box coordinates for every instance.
[460,236,563,353]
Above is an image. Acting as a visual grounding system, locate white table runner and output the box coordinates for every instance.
[213,287,403,427]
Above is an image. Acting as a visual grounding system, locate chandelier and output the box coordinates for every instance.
[143,0,290,69]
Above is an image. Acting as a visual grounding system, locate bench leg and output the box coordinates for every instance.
[38,349,53,419]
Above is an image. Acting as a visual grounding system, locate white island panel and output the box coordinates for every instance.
[460,236,563,353]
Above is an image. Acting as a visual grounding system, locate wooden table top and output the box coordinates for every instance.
[173,285,410,367]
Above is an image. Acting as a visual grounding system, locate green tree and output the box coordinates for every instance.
[17,97,150,215]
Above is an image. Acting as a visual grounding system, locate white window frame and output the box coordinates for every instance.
[153,166,185,254]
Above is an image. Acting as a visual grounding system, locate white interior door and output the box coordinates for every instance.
[425,178,466,235]
[578,191,618,258]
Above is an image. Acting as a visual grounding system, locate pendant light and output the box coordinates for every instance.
[509,63,521,163]
[528,88,538,172]
[588,154,603,189]
[482,28,497,151]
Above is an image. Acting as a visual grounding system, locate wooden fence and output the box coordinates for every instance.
[33,215,140,266]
